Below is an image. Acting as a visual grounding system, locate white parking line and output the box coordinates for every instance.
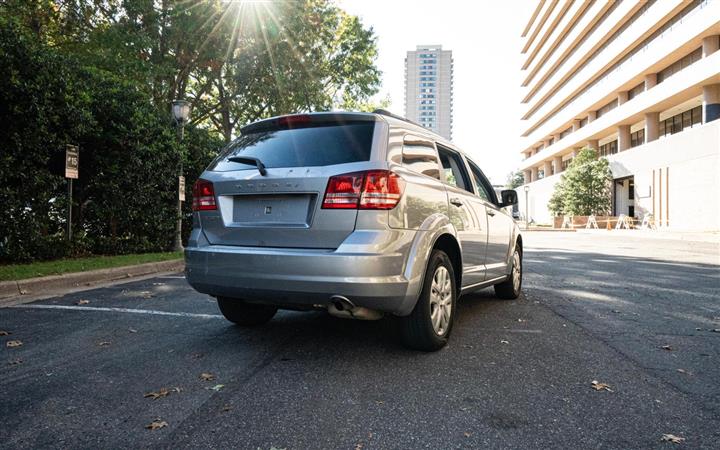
[11,304,224,319]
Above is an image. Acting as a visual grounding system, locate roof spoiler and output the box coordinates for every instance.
[372,109,424,128]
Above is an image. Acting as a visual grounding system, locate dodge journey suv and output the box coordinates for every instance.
[185,110,522,351]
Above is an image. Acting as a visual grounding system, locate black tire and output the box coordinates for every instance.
[400,249,457,351]
[494,245,522,300]
[217,297,277,326]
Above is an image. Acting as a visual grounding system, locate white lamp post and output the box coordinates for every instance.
[172,99,191,252]
[524,185,530,230]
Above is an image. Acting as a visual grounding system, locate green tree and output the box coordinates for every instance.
[505,170,525,189]
[547,147,612,216]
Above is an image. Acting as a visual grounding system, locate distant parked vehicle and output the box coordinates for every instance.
[185,111,523,351]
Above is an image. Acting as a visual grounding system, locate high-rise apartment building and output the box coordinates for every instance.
[405,45,453,140]
[517,0,720,231]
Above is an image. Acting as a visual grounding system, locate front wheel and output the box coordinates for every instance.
[217,297,277,326]
[399,249,457,351]
[494,245,522,300]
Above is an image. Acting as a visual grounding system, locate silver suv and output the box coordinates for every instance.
[185,111,522,351]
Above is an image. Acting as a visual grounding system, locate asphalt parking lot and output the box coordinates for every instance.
[1,231,719,449]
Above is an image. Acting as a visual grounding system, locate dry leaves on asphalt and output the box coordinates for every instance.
[144,387,181,400]
[6,340,23,348]
[661,345,673,351]
[145,419,168,431]
[591,380,613,392]
[660,434,685,444]
[199,372,216,381]
[97,341,111,347]
[500,340,509,344]
[140,291,155,299]
[464,432,472,438]
[221,405,232,412]
[0,330,10,336]
[206,384,224,392]
[76,300,90,305]
[8,358,23,365]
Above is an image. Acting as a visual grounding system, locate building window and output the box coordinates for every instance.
[628,179,634,200]
[561,159,571,171]
[630,129,644,148]
[579,117,588,128]
[657,47,702,83]
[659,105,702,137]
[627,82,644,101]
[599,140,618,157]
[596,99,618,119]
[559,126,572,140]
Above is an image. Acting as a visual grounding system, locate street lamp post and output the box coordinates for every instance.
[524,185,530,231]
[172,99,191,252]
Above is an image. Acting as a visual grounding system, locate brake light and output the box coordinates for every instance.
[277,115,312,127]
[322,170,405,210]
[192,179,216,211]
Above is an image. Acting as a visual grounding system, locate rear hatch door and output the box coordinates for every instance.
[199,114,380,249]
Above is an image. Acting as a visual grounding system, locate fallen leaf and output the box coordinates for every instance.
[500,340,509,344]
[8,358,23,365]
[464,432,472,438]
[354,443,363,450]
[6,340,23,348]
[375,400,384,405]
[660,434,685,444]
[712,329,720,333]
[129,328,138,333]
[206,384,224,392]
[144,388,171,400]
[140,291,155,299]
[76,300,90,305]
[98,341,111,347]
[661,345,673,351]
[145,420,168,431]
[0,330,10,336]
[591,380,613,392]
[19,289,27,295]
[221,405,232,412]
[517,318,525,322]
[199,372,215,381]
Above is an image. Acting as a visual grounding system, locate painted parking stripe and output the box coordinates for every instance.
[11,304,223,319]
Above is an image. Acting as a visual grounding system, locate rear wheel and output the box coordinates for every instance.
[494,245,522,300]
[217,297,277,326]
[399,249,456,351]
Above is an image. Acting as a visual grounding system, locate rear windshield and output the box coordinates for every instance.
[209,122,375,171]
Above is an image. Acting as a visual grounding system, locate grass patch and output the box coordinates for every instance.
[0,252,183,282]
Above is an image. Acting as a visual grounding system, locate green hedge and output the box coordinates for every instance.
[0,18,223,263]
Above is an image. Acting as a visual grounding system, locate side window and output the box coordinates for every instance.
[468,161,497,204]
[437,145,472,193]
[402,136,441,180]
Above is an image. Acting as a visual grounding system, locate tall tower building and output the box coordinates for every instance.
[517,0,720,231]
[404,45,453,140]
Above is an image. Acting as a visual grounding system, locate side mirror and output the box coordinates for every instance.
[499,190,518,207]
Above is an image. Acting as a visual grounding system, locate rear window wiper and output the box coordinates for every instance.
[227,156,267,176]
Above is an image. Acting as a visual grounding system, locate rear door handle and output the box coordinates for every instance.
[487,210,496,217]
[450,198,463,207]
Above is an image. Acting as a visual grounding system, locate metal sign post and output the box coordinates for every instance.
[65,145,79,240]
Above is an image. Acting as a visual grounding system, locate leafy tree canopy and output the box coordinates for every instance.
[547,148,612,217]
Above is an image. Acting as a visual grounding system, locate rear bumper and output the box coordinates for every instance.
[184,230,421,315]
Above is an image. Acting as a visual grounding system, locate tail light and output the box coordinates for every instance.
[192,179,216,211]
[322,170,405,210]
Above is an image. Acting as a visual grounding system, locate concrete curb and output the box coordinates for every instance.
[0,259,184,306]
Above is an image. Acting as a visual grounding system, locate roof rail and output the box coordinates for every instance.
[372,109,424,129]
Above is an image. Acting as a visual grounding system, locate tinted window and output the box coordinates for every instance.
[209,122,374,171]
[402,136,440,180]
[437,146,471,192]
[468,161,496,203]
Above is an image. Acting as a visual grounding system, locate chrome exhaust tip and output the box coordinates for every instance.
[327,295,382,321]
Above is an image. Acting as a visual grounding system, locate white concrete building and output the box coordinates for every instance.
[517,0,720,231]
[405,45,453,140]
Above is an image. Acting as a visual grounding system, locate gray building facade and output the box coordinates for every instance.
[404,45,453,140]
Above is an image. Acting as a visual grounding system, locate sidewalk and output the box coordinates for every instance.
[0,259,184,307]
[573,228,720,243]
